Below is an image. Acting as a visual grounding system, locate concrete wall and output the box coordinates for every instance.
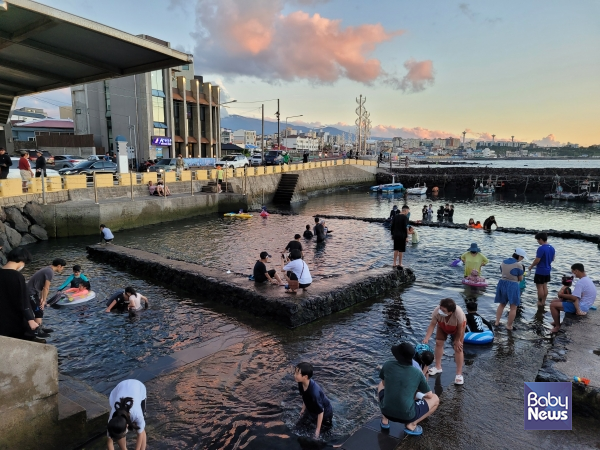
[0,336,58,450]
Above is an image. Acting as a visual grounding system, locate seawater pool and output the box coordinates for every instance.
[21,189,600,449]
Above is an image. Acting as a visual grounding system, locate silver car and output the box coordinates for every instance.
[148,158,189,173]
[214,154,249,169]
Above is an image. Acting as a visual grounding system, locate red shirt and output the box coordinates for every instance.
[18,157,30,171]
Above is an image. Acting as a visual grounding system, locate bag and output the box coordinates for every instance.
[287,262,305,290]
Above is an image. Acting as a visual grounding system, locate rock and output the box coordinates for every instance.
[0,220,5,235]
[23,202,45,226]
[19,234,38,246]
[4,206,31,233]
[4,224,22,248]
[29,224,48,241]
[0,206,5,222]
[0,232,12,255]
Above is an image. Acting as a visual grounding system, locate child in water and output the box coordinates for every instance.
[294,362,333,439]
[303,224,313,239]
[260,206,269,217]
[58,265,90,290]
[63,281,91,301]
[465,269,486,284]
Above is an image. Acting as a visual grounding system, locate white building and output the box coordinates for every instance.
[233,129,256,147]
[284,135,319,152]
[221,129,233,144]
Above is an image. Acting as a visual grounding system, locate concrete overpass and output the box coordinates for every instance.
[0,0,192,125]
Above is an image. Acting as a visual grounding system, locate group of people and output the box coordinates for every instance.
[467,215,497,230]
[147,180,171,196]
[421,203,454,222]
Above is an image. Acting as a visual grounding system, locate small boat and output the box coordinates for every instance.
[406,183,427,195]
[224,213,253,219]
[587,193,600,203]
[474,185,495,196]
[370,176,404,192]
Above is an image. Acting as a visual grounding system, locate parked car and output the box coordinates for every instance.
[264,150,283,166]
[250,153,263,166]
[88,155,104,161]
[214,154,249,169]
[52,155,86,169]
[148,158,189,173]
[8,163,60,179]
[58,160,117,181]
[14,150,55,166]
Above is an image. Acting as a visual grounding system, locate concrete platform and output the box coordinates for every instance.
[86,245,416,328]
[537,305,600,418]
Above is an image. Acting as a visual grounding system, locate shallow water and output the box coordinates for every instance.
[23,189,600,449]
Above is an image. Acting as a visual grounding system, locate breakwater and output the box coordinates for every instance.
[86,244,416,328]
[379,167,600,195]
[314,214,600,245]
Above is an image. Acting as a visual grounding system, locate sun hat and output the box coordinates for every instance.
[514,248,528,261]
[467,243,481,253]
[391,342,415,365]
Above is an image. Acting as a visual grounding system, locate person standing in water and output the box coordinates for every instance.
[528,232,556,307]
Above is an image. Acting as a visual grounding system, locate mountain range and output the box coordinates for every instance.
[221,114,351,137]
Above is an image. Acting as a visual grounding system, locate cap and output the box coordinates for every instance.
[514,248,528,261]
[259,251,271,259]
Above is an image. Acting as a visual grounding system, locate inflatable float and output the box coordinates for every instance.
[53,291,96,307]
[464,330,494,345]
[224,213,253,219]
[462,278,488,288]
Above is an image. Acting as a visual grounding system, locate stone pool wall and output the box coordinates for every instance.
[86,244,415,328]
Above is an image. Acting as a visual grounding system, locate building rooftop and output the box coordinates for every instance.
[13,118,74,128]
[0,0,192,124]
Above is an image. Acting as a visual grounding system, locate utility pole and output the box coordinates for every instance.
[261,104,265,164]
[276,99,280,150]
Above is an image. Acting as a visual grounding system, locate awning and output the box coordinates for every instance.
[197,94,209,105]
[185,91,196,103]
[201,137,210,144]
[174,135,184,143]
[172,88,184,101]
[245,144,258,149]
[187,136,198,144]
[0,0,192,124]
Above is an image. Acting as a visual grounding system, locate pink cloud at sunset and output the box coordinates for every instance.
[191,0,426,89]
[371,125,459,139]
[532,134,563,147]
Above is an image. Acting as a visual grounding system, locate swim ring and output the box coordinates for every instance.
[54,291,96,306]
[224,213,253,219]
[462,278,488,288]
[464,330,494,345]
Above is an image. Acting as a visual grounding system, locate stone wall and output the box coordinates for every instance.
[0,202,49,264]
[0,336,58,450]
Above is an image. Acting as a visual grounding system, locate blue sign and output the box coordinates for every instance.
[151,136,172,146]
[524,382,571,430]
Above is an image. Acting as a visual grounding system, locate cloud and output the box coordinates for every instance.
[386,59,435,93]
[191,0,407,87]
[369,125,459,140]
[532,134,562,147]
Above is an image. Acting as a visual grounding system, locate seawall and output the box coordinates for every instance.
[86,244,415,328]
[379,167,600,195]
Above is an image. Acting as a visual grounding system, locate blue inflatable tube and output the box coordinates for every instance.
[464,330,494,345]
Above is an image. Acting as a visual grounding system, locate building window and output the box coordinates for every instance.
[187,104,193,135]
[152,96,166,124]
[174,101,181,136]
[151,70,164,94]
[181,64,190,70]
[153,128,166,136]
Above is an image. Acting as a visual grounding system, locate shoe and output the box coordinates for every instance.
[428,367,443,375]
[35,328,50,338]
[41,327,54,333]
[455,375,464,385]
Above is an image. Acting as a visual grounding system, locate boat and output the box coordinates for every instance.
[474,185,495,196]
[370,176,404,193]
[406,183,427,195]
[224,213,253,219]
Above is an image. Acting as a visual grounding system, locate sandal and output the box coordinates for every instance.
[454,375,464,385]
[428,367,443,376]
[576,310,587,316]
[404,425,423,436]
[380,420,390,430]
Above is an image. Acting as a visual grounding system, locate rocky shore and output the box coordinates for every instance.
[0,203,49,264]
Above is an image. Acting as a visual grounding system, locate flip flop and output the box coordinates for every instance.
[404,425,423,436]
[428,367,443,375]
[380,420,390,430]
[455,375,464,385]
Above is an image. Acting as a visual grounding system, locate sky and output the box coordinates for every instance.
[16,0,600,146]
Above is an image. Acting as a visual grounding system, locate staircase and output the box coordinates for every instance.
[201,180,233,193]
[272,173,300,204]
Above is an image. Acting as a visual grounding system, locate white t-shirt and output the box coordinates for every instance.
[283,259,312,284]
[108,379,146,434]
[572,276,597,312]
[129,293,144,310]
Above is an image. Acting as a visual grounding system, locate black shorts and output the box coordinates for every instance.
[299,283,311,289]
[534,274,551,285]
[287,271,298,281]
[378,389,429,424]
[393,238,406,252]
[30,294,44,319]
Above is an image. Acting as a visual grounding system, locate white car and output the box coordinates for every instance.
[250,153,263,166]
[7,162,60,179]
[214,154,249,169]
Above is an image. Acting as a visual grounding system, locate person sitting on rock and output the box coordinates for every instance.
[282,249,312,294]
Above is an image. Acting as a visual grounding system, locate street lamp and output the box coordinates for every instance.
[285,115,303,151]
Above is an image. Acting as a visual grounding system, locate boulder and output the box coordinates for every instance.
[4,207,30,233]
[29,224,48,241]
[23,202,45,226]
[4,224,22,248]
[0,206,5,222]
[0,232,12,255]
[0,220,5,234]
[19,234,38,246]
